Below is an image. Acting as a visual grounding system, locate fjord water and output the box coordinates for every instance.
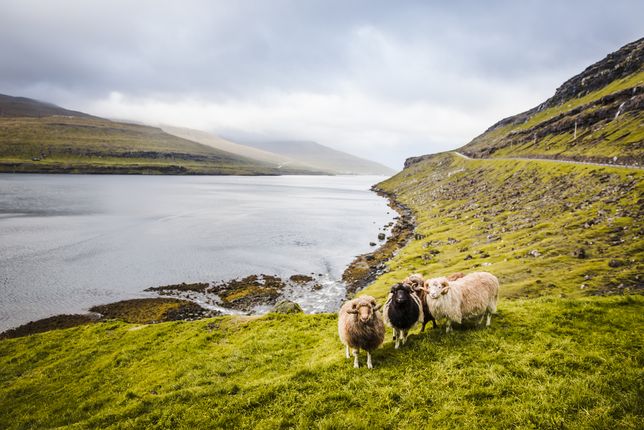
[0,174,394,331]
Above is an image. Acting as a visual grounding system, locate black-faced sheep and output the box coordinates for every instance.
[338,296,385,369]
[383,283,423,348]
[425,271,499,333]
[402,273,437,331]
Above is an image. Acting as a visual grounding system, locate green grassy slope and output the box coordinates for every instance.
[0,296,641,429]
[368,153,643,301]
[458,39,643,166]
[0,116,308,175]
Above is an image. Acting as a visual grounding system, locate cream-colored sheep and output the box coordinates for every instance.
[425,272,499,333]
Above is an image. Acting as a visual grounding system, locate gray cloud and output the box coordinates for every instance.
[0,0,642,168]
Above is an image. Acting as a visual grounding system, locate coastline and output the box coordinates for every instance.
[0,182,413,339]
[342,185,415,296]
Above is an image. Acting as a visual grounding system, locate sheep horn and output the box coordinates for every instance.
[373,304,382,311]
[346,309,359,314]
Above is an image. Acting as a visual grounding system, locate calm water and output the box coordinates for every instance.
[0,174,394,331]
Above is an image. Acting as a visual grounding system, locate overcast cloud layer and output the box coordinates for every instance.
[1,0,642,168]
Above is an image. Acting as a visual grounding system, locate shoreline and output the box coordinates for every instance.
[0,184,413,339]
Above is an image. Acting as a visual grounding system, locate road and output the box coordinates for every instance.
[452,151,642,170]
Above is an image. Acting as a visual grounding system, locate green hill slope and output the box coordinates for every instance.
[453,38,643,166]
[0,295,641,429]
[0,95,310,175]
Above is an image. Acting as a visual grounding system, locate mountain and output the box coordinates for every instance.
[0,94,314,175]
[242,140,396,175]
[161,126,323,173]
[0,94,97,119]
[408,38,643,168]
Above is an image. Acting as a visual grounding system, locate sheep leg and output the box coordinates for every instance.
[446,320,452,333]
[366,352,373,369]
[352,349,360,368]
[486,312,492,327]
[345,344,350,359]
[394,329,400,349]
[432,319,438,329]
[402,330,408,345]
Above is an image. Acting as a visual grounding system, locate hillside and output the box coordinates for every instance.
[0,94,97,119]
[443,38,643,167]
[0,95,310,175]
[161,126,323,173]
[243,140,396,175]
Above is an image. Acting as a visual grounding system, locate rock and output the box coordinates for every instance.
[608,259,624,268]
[572,248,587,259]
[369,242,377,246]
[378,233,386,241]
[271,300,303,314]
[289,274,315,284]
[464,254,473,261]
[528,250,541,257]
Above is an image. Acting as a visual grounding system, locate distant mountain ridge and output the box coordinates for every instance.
[0,94,98,119]
[0,94,311,175]
[243,140,396,175]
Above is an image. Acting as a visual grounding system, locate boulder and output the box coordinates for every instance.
[271,300,304,314]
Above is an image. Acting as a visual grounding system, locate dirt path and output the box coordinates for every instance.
[453,151,643,170]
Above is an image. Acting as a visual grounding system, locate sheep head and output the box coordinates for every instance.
[390,283,414,304]
[346,297,382,323]
[426,278,450,299]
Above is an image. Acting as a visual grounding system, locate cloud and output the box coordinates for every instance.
[0,0,642,168]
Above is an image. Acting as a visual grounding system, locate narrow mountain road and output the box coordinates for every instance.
[452,151,642,170]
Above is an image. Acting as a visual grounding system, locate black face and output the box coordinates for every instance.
[391,283,411,303]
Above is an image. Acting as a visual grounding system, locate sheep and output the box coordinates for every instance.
[338,296,385,368]
[424,272,499,333]
[402,273,437,331]
[383,283,423,348]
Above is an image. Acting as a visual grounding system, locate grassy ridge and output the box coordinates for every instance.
[0,154,642,428]
[0,296,642,429]
[0,116,309,175]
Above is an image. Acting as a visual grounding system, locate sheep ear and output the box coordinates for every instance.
[346,309,358,314]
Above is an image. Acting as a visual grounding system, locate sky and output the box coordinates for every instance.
[1,1,642,169]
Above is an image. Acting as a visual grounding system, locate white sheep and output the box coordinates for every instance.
[424,272,499,333]
[338,296,385,369]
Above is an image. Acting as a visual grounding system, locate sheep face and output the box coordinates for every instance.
[347,298,382,323]
[426,278,449,300]
[390,283,414,304]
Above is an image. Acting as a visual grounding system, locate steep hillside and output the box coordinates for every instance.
[0,95,311,175]
[244,140,396,175]
[452,38,643,166]
[369,152,642,300]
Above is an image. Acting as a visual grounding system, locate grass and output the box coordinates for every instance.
[0,296,642,429]
[0,116,315,175]
[367,153,643,301]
